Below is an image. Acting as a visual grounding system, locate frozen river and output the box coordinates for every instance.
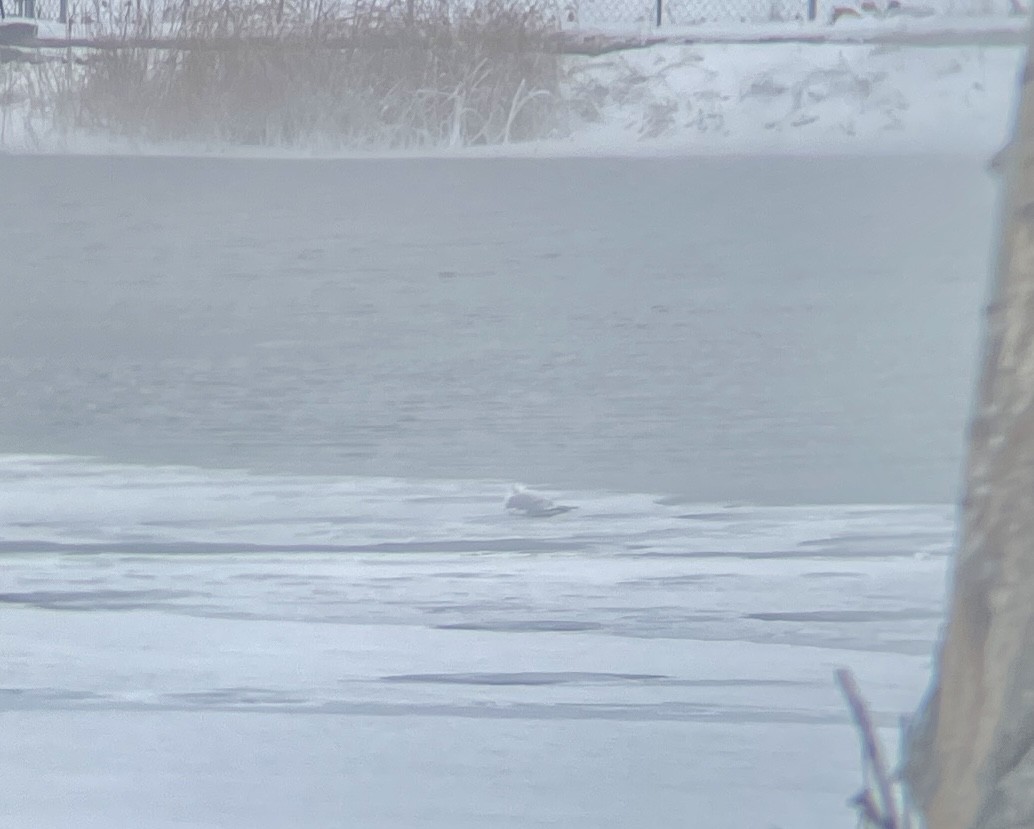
[0,154,997,828]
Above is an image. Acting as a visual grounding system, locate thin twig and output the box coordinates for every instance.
[835,667,900,829]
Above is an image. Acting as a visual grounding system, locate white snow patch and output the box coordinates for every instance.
[559,41,1022,156]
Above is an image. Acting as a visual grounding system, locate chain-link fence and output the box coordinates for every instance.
[4,0,66,21]
[570,0,1022,24]
[10,0,1024,29]
[570,0,810,25]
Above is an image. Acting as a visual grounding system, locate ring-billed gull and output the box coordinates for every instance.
[504,486,575,517]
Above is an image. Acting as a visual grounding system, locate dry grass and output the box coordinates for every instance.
[1,0,566,150]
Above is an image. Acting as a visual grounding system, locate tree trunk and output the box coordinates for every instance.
[905,15,1034,829]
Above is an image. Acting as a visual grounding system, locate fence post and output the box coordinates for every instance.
[654,0,661,26]
[807,0,817,19]
[59,0,66,22]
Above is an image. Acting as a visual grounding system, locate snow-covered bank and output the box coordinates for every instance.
[560,40,1023,155]
[1,40,1022,156]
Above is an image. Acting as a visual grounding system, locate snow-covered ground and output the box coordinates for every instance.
[559,40,1022,155]
[0,38,1023,156]
[0,455,952,828]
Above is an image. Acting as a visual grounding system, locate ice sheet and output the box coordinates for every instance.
[0,455,952,828]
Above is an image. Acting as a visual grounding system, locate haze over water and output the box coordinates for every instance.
[0,155,994,503]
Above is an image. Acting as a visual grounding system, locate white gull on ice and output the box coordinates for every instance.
[505,486,576,517]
